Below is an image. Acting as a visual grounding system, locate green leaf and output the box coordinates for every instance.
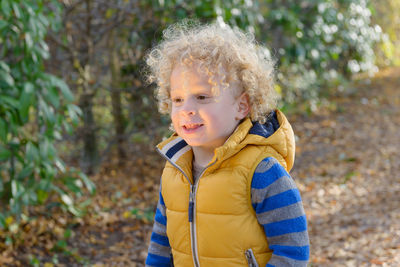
[0,172,3,193]
[105,8,115,19]
[36,40,50,59]
[26,141,39,162]
[0,145,11,161]
[44,86,60,108]
[176,8,187,19]
[48,75,74,102]
[36,189,48,204]
[54,239,67,250]
[39,138,56,160]
[17,165,34,180]
[0,213,5,228]
[0,61,10,72]
[64,178,82,194]
[37,13,49,28]
[0,20,7,30]
[0,70,15,87]
[39,178,52,193]
[61,194,73,206]
[5,110,20,131]
[62,120,73,135]
[67,205,82,217]
[42,161,56,179]
[22,187,36,205]
[0,95,19,109]
[1,0,11,17]
[67,104,82,125]
[40,100,56,125]
[0,118,7,143]
[11,180,24,198]
[28,16,37,35]
[64,228,72,239]
[79,172,96,195]
[29,256,40,267]
[54,158,66,172]
[25,32,33,49]
[11,2,21,19]
[19,82,35,123]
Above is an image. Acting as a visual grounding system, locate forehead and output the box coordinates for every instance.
[170,63,210,90]
[170,62,234,96]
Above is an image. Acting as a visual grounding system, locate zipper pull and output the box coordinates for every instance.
[189,185,195,222]
[245,249,259,267]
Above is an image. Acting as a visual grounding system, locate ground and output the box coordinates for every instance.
[1,67,399,266]
[292,67,400,266]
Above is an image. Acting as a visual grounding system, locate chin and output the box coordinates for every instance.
[185,140,204,147]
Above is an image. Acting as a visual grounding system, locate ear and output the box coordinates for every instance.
[236,92,250,120]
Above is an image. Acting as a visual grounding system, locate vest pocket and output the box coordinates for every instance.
[245,248,259,267]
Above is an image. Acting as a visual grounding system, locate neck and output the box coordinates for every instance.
[192,146,214,167]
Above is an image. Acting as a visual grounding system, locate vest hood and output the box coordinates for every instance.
[156,109,296,174]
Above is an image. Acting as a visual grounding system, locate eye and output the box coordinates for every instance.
[197,95,209,100]
[172,97,183,103]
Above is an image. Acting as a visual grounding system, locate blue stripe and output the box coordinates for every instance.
[252,202,257,211]
[252,161,289,189]
[151,232,170,247]
[145,253,172,266]
[159,190,165,206]
[155,208,167,225]
[269,245,310,261]
[265,216,307,237]
[165,139,187,159]
[266,264,276,267]
[255,189,301,214]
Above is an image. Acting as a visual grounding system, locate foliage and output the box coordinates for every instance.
[259,0,383,104]
[370,0,400,66]
[0,0,95,234]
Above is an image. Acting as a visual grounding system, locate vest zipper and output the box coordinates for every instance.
[245,248,259,267]
[156,147,216,267]
[189,161,216,267]
[189,184,200,267]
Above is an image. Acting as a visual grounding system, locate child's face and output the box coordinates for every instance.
[170,63,248,152]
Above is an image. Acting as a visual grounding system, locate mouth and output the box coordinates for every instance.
[182,123,204,132]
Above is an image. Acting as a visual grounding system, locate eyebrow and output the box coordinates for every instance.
[170,85,213,94]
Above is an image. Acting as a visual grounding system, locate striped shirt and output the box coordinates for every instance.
[145,157,309,266]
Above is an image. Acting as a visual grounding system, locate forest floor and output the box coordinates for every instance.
[1,67,400,266]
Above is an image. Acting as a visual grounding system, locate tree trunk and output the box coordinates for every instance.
[79,91,98,175]
[110,45,127,164]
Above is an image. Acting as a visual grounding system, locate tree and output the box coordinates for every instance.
[0,0,94,229]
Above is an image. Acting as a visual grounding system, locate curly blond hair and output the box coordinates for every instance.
[145,20,278,124]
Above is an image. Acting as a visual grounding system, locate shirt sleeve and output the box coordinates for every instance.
[251,157,310,267]
[145,184,173,267]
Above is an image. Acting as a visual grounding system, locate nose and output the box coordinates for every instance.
[180,97,196,116]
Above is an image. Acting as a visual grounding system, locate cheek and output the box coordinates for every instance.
[201,109,228,126]
[170,110,178,124]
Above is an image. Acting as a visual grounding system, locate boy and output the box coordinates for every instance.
[145,21,309,267]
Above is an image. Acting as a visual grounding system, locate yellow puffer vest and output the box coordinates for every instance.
[156,110,295,267]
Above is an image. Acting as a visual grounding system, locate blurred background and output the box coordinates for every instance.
[1,0,399,266]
